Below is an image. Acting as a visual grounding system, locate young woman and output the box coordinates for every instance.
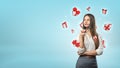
[76,14,104,68]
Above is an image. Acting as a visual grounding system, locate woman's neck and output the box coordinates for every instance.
[86,29,91,37]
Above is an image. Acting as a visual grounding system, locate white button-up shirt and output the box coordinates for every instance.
[77,33,104,56]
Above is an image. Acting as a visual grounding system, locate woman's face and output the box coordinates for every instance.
[83,16,90,28]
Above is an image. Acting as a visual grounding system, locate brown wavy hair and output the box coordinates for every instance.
[83,14,99,49]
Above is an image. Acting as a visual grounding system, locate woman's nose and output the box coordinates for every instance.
[84,21,87,23]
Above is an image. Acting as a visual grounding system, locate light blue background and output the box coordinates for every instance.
[0,0,120,68]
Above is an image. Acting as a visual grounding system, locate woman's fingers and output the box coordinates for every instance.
[80,29,86,37]
[80,33,85,36]
[81,29,86,33]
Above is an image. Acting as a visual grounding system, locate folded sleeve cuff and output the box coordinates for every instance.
[78,47,85,54]
[96,48,103,56]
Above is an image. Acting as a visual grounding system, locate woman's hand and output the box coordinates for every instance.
[80,29,86,38]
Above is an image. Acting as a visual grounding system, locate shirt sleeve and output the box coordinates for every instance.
[96,34,104,56]
[78,47,85,54]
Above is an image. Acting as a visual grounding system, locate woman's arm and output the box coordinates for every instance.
[82,50,97,56]
[95,34,104,56]
[79,36,84,48]
[77,30,86,55]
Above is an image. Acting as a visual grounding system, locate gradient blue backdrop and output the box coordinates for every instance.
[0,0,120,68]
